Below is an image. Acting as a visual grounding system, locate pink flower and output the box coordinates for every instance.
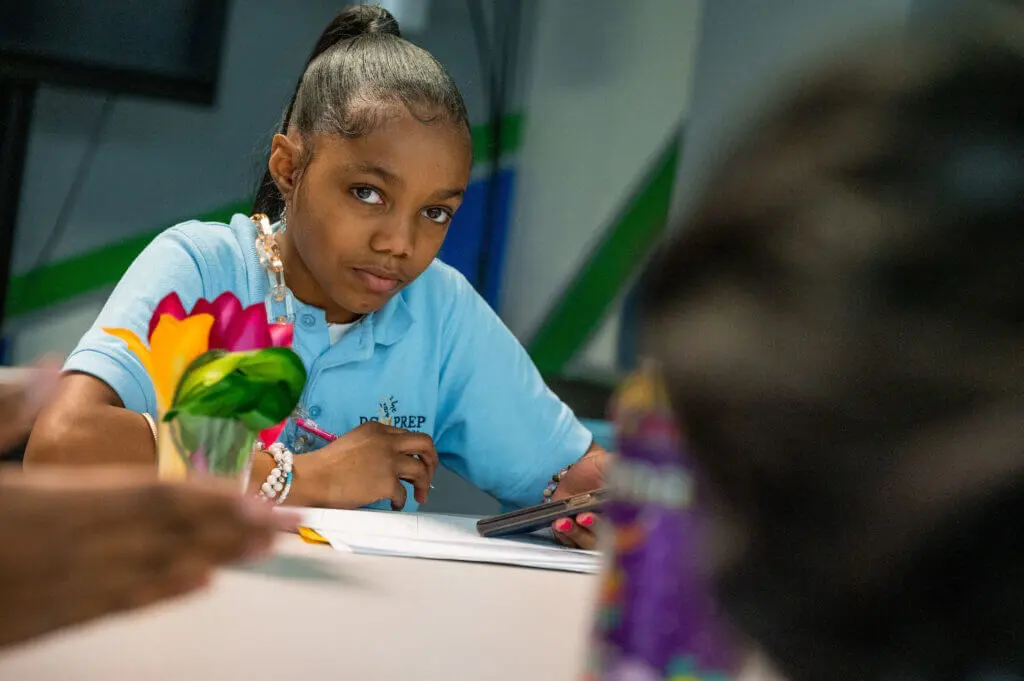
[147,292,295,445]
[258,422,288,447]
[148,292,293,351]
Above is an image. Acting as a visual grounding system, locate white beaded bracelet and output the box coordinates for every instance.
[257,443,294,505]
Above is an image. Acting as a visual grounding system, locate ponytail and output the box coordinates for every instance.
[252,4,465,221]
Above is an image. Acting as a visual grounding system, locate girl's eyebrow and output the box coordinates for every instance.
[349,161,401,186]
[433,188,465,201]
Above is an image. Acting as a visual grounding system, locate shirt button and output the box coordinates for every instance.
[301,313,315,328]
[309,405,322,419]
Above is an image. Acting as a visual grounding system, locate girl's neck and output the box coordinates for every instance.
[276,227,360,324]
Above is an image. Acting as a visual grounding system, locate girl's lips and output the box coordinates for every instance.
[354,268,401,294]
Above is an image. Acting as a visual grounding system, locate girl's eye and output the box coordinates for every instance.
[422,206,452,225]
[352,186,384,205]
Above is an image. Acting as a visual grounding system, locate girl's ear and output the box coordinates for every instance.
[268,133,304,203]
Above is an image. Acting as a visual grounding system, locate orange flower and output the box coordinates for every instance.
[105,313,214,412]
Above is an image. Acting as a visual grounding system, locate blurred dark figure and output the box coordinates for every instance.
[641,5,1024,681]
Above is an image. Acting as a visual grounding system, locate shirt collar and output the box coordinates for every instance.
[366,288,414,346]
[290,285,415,348]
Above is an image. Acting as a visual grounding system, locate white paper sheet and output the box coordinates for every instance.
[295,508,601,574]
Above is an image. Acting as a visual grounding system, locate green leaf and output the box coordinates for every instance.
[165,347,306,429]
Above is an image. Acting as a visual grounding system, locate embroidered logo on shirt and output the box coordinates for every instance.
[379,395,398,423]
[359,394,427,430]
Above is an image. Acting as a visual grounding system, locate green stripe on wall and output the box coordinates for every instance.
[528,129,682,374]
[473,113,523,163]
[5,115,523,319]
[5,202,252,318]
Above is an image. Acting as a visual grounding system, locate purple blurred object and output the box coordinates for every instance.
[584,363,738,681]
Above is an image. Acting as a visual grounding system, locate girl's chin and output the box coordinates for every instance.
[334,291,393,316]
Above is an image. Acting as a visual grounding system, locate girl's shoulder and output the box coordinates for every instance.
[146,213,259,302]
[156,213,255,264]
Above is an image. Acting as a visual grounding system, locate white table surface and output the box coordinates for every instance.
[0,534,782,680]
[0,533,597,680]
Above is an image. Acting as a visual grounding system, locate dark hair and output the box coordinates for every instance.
[641,6,1024,681]
[252,4,470,220]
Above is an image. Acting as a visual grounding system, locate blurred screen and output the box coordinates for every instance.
[0,0,227,101]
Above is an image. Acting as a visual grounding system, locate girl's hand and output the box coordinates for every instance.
[551,445,613,550]
[0,468,296,648]
[291,421,439,510]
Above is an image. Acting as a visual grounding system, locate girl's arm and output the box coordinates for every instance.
[29,376,297,500]
[26,374,155,465]
[26,223,240,466]
[432,269,596,508]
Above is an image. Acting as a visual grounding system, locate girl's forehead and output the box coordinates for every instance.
[312,113,471,184]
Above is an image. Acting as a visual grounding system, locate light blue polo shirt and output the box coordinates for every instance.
[65,214,593,511]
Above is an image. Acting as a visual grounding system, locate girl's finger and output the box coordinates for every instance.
[552,517,581,549]
[554,515,599,550]
[393,432,439,476]
[388,479,409,512]
[573,513,601,550]
[394,453,431,503]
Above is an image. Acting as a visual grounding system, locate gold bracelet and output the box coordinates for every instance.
[141,412,158,446]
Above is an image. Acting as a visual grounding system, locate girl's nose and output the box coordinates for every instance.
[369,215,414,257]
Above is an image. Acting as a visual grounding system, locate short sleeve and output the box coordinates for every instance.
[63,226,222,415]
[433,272,593,509]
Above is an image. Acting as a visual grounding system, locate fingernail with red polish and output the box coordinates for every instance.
[555,518,573,533]
[578,513,595,527]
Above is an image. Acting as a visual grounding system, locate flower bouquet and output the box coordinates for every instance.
[105,292,306,483]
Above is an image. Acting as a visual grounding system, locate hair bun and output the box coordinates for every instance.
[331,5,402,41]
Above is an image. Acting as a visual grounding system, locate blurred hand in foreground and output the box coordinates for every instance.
[0,468,297,648]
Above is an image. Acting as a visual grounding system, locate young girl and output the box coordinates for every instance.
[641,5,1024,680]
[26,5,605,548]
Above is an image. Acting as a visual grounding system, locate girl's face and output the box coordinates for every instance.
[271,108,472,322]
